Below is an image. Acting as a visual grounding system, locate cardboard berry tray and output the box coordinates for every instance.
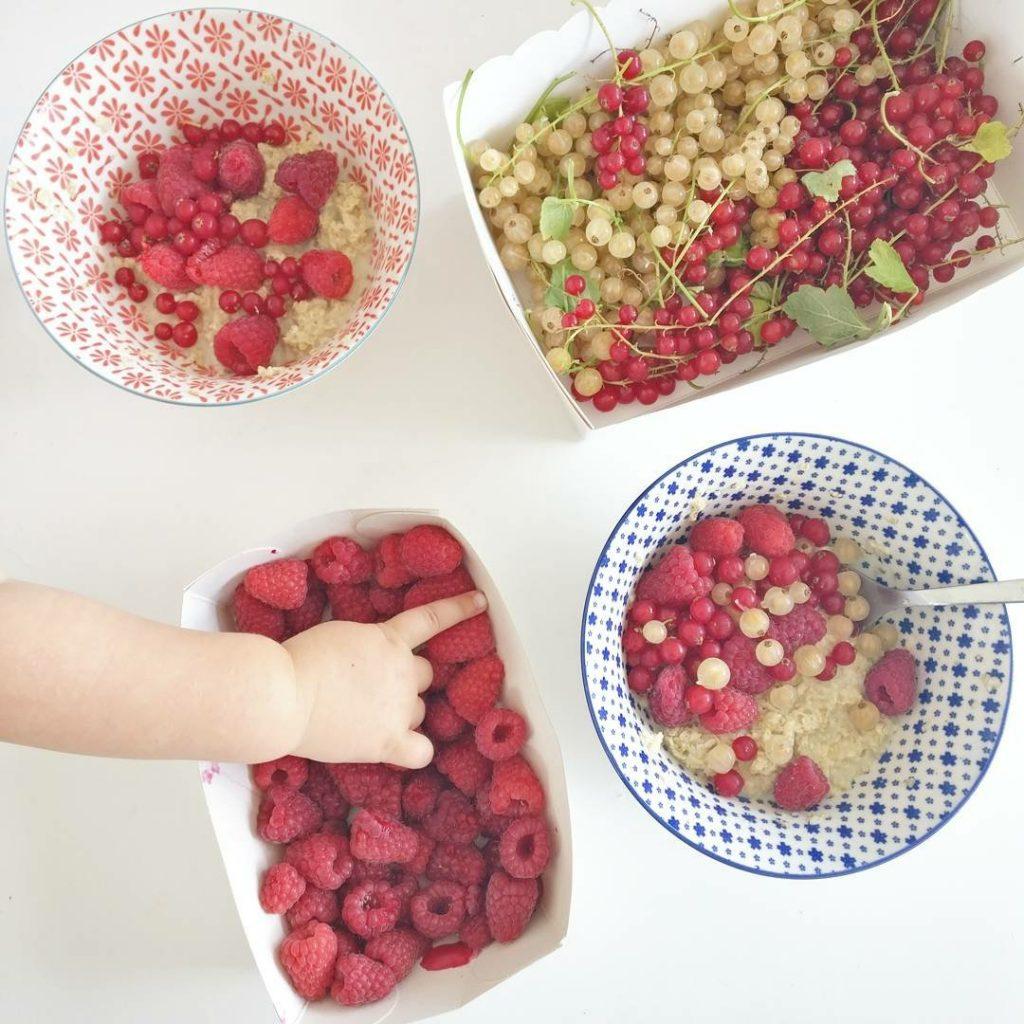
[181,510,571,1023]
[443,0,1024,429]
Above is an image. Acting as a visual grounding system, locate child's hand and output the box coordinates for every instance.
[284,590,487,768]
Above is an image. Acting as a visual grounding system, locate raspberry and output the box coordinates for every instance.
[300,249,354,299]
[489,755,545,817]
[447,655,504,724]
[335,928,360,957]
[139,241,193,290]
[213,315,279,375]
[407,831,435,877]
[864,647,917,715]
[474,707,527,760]
[498,815,551,879]
[399,525,464,578]
[421,940,476,970]
[721,635,773,695]
[285,832,354,889]
[275,148,339,210]
[690,516,745,556]
[155,144,206,215]
[410,880,466,939]
[122,179,162,211]
[423,789,479,845]
[284,584,326,637]
[402,768,444,822]
[427,841,487,887]
[244,558,308,611]
[286,884,338,928]
[311,536,373,585]
[435,736,491,796]
[268,194,318,244]
[259,862,305,914]
[301,761,349,819]
[252,755,308,791]
[699,686,759,734]
[766,603,827,654]
[460,913,493,953]
[231,583,285,640]
[364,928,428,982]
[428,658,458,693]
[737,505,796,558]
[423,695,468,743]
[217,138,265,197]
[635,545,708,606]
[257,784,322,843]
[426,614,495,664]
[341,880,402,938]
[188,243,264,289]
[403,567,475,610]
[326,582,376,623]
[464,882,483,917]
[485,870,539,942]
[350,809,420,864]
[474,783,510,837]
[774,755,830,810]
[367,584,404,618]
[279,921,337,1000]
[649,664,692,726]
[331,952,397,1007]
[374,534,414,589]
[328,764,402,817]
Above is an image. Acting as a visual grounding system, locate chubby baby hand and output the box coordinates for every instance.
[284,590,487,768]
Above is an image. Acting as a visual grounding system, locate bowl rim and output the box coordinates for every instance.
[580,430,1015,880]
[2,5,421,408]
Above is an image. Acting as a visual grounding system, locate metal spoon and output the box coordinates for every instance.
[856,576,1024,629]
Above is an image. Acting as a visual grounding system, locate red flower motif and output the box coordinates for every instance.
[225,87,258,121]
[107,167,133,201]
[323,56,348,93]
[348,122,368,157]
[244,49,272,82]
[33,289,56,315]
[61,61,91,92]
[91,36,117,61]
[398,204,417,236]
[72,129,102,163]
[132,129,166,157]
[162,96,196,128]
[84,262,113,292]
[254,13,284,42]
[92,347,122,368]
[99,98,132,133]
[78,198,105,231]
[369,137,391,171]
[184,58,216,92]
[36,93,68,123]
[319,102,342,135]
[291,33,318,68]
[281,77,309,108]
[122,369,157,391]
[276,115,302,144]
[144,25,176,62]
[203,19,233,56]
[124,60,156,96]
[44,156,76,190]
[353,74,378,111]
[56,320,90,344]
[392,151,414,185]
[379,102,398,128]
[53,225,81,254]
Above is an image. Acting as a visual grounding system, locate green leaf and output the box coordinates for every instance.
[801,159,857,203]
[524,72,576,124]
[864,239,916,295]
[540,196,574,241]
[876,303,894,331]
[537,95,571,121]
[545,259,599,312]
[748,280,774,329]
[783,284,874,348]
[708,236,750,268]
[961,120,1013,162]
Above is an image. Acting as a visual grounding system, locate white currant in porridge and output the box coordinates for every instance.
[623,505,918,810]
[98,118,374,376]
[462,0,1017,413]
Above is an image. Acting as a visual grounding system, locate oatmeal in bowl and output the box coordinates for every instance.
[582,433,1012,877]
[5,8,418,405]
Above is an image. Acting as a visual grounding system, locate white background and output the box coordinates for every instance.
[1,1,1022,1021]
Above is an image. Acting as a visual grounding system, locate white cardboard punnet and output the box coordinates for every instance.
[183,510,571,1023]
[444,0,1024,429]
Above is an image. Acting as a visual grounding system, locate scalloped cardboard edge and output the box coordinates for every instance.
[183,510,572,1023]
[443,0,1024,429]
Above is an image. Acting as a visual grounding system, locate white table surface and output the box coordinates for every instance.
[1,1,1022,1021]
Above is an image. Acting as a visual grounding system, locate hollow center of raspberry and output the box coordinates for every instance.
[517,836,535,858]
[492,724,511,742]
[271,768,289,784]
[428,897,452,916]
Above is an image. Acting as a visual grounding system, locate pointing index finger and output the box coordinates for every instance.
[384,591,488,649]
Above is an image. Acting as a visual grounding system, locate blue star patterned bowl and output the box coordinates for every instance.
[581,433,1013,878]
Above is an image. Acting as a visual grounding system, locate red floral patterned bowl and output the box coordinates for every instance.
[4,9,418,405]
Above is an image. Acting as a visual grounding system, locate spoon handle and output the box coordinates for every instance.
[900,578,1024,608]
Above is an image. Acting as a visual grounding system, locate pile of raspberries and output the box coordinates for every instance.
[98,119,354,375]
[230,525,552,1007]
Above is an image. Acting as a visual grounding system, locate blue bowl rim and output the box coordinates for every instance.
[580,430,1015,880]
[2,5,421,408]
